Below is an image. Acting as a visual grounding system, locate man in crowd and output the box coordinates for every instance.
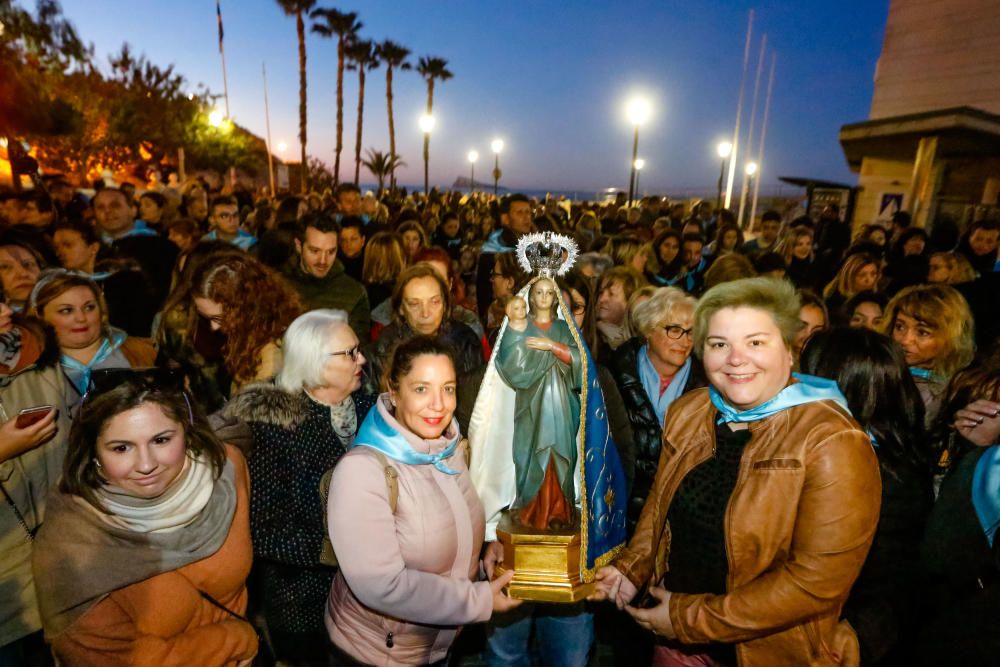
[337,216,366,281]
[92,187,178,307]
[283,212,370,336]
[203,194,257,250]
[476,193,533,320]
[742,209,782,255]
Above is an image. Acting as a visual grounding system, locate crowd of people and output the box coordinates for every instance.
[0,174,999,666]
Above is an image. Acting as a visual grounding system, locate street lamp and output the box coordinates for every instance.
[633,158,645,198]
[491,138,504,197]
[419,113,436,196]
[739,161,759,229]
[467,150,479,194]
[208,107,225,128]
[625,96,652,206]
[277,140,288,153]
[716,141,733,211]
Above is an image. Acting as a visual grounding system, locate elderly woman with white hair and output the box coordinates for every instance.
[607,287,707,534]
[221,309,375,666]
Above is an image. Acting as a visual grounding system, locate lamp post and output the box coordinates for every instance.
[467,150,478,194]
[716,141,733,211]
[625,96,652,207]
[491,138,504,197]
[740,161,758,229]
[419,113,436,196]
[633,158,645,199]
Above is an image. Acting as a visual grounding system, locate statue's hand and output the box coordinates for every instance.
[525,336,554,351]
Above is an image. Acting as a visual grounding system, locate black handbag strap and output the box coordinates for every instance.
[0,480,35,542]
[199,590,251,625]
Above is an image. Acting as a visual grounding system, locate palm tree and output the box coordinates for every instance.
[276,0,318,193]
[310,7,361,188]
[362,148,405,198]
[416,56,453,195]
[345,39,379,186]
[374,40,411,192]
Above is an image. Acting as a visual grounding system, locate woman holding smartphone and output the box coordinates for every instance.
[0,283,64,665]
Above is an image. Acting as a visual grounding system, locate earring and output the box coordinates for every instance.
[93,458,102,469]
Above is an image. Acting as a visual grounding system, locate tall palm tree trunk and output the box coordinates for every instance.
[334,39,344,187]
[354,68,366,185]
[296,11,308,193]
[422,81,435,195]
[387,66,396,191]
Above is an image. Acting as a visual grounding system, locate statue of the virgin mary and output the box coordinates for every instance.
[468,233,627,591]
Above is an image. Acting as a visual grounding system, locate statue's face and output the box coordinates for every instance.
[529,278,557,315]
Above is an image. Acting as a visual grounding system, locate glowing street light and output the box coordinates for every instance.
[625,95,652,206]
[467,150,479,194]
[634,158,645,197]
[419,114,436,195]
[745,161,758,176]
[738,161,760,229]
[277,141,288,153]
[208,108,225,128]
[716,141,733,210]
[491,138,504,197]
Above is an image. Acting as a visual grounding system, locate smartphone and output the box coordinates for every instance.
[16,406,53,429]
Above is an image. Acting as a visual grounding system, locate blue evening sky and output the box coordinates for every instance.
[57,0,888,195]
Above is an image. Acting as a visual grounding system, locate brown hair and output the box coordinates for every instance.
[595,266,647,303]
[823,253,879,300]
[192,255,302,383]
[60,374,227,511]
[363,232,408,285]
[391,263,451,321]
[879,284,975,381]
[384,335,457,393]
[29,271,110,340]
[703,253,756,290]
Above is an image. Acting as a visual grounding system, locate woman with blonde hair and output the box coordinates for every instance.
[604,234,650,274]
[880,284,975,425]
[397,220,428,263]
[823,252,881,324]
[362,231,408,313]
[778,227,821,290]
[927,251,977,285]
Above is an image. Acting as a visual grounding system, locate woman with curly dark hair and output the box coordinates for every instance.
[192,254,303,390]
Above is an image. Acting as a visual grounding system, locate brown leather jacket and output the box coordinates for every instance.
[615,387,881,666]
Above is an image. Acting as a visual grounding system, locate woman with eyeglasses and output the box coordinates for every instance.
[221,310,375,666]
[325,336,520,665]
[32,371,257,666]
[606,287,707,535]
[28,270,156,400]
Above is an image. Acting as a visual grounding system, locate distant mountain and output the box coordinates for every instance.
[451,176,507,192]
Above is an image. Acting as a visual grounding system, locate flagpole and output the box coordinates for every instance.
[217,0,231,117]
[738,33,767,230]
[725,9,753,210]
[750,53,776,232]
[263,62,276,196]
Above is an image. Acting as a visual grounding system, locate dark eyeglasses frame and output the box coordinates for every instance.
[662,324,694,340]
[327,345,362,362]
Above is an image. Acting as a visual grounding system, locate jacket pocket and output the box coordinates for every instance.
[751,458,802,471]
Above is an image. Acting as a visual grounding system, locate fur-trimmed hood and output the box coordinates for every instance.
[220,382,312,430]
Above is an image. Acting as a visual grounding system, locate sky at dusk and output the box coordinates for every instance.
[56,0,889,196]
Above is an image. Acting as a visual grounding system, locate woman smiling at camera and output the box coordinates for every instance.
[32,370,257,666]
[592,277,881,667]
[325,336,519,666]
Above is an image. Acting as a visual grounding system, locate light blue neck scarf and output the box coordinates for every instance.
[709,372,850,424]
[352,398,459,475]
[909,367,933,380]
[973,445,1000,546]
[638,346,692,428]
[103,220,158,245]
[61,330,127,395]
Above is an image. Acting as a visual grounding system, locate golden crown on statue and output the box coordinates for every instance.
[516,232,579,278]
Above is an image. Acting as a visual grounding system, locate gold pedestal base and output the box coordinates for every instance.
[495,511,595,603]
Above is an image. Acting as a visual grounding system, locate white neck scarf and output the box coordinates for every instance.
[95,454,216,534]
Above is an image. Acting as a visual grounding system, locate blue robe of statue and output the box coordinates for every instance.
[495,317,582,512]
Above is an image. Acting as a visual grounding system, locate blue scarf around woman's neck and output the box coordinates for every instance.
[352,397,459,475]
[973,445,1000,547]
[61,330,127,395]
[709,372,850,424]
[638,346,692,428]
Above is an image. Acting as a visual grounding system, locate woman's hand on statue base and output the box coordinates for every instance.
[483,541,504,579]
[626,586,676,639]
[525,336,554,351]
[588,565,638,610]
[490,570,523,613]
